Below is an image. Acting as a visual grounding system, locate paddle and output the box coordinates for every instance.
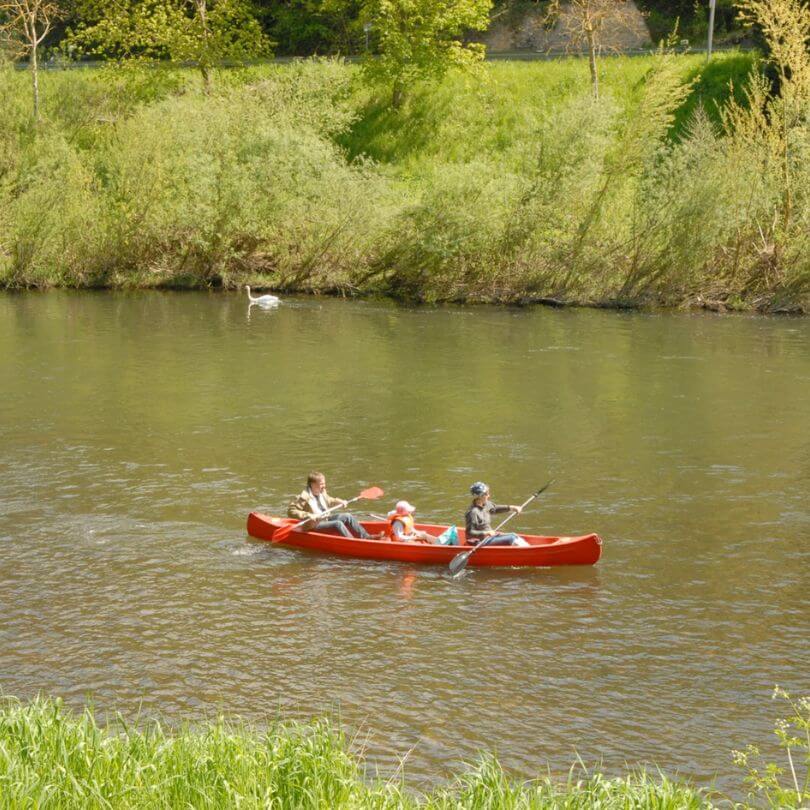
[272,486,384,543]
[448,481,553,576]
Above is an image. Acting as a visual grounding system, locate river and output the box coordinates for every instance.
[1,291,808,794]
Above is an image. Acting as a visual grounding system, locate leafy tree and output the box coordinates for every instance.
[0,0,64,118]
[363,0,492,109]
[263,0,364,55]
[67,0,270,91]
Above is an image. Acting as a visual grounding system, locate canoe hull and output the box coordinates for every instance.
[246,513,602,567]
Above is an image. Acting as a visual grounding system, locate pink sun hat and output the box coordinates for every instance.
[394,500,416,515]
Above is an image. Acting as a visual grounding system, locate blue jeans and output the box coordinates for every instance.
[312,513,370,539]
[475,533,522,546]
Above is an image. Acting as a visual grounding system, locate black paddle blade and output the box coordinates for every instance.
[448,549,473,576]
[533,480,553,498]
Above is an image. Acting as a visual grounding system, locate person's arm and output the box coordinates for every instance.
[325,492,346,509]
[391,520,406,541]
[287,496,312,522]
[490,502,512,515]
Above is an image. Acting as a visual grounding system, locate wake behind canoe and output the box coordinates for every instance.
[246,513,602,567]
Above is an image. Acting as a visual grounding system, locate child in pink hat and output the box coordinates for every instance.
[385,500,435,543]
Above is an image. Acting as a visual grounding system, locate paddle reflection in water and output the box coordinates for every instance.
[398,570,419,600]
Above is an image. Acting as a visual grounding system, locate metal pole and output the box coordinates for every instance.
[707,0,717,61]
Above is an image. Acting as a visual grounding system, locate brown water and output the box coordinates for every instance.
[1,291,808,793]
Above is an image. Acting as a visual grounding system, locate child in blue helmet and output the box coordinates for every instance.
[464,482,530,546]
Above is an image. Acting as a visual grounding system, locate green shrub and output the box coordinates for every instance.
[0,44,807,312]
[733,687,810,808]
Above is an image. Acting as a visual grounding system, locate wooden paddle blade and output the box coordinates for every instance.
[359,486,384,500]
[448,549,472,576]
[271,521,297,543]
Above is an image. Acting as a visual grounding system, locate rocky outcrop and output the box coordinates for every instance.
[485,1,652,52]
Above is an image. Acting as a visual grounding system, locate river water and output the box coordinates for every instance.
[1,291,808,795]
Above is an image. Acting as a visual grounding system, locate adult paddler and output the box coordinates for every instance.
[288,472,383,539]
[464,482,530,546]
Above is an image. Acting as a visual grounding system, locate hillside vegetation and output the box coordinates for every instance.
[0,45,808,311]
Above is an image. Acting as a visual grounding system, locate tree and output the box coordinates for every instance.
[266,0,364,56]
[0,0,64,119]
[363,0,492,108]
[68,0,270,92]
[545,0,642,98]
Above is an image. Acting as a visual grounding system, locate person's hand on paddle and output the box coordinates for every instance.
[272,486,385,544]
[337,499,348,508]
[448,481,553,575]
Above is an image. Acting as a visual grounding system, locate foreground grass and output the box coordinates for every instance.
[0,41,807,312]
[0,697,709,808]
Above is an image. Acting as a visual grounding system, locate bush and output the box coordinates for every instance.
[733,687,810,808]
[0,43,807,313]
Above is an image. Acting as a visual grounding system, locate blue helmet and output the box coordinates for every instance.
[470,481,489,496]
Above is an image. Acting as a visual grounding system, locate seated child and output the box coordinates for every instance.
[385,501,435,543]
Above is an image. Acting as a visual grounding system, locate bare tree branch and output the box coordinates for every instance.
[545,0,645,97]
[0,0,63,118]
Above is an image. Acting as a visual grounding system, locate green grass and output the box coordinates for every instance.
[0,696,712,809]
[3,693,810,808]
[671,51,756,136]
[341,52,754,169]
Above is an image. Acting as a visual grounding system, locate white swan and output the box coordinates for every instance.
[245,285,280,306]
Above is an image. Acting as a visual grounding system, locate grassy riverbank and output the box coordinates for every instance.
[1,695,808,807]
[1,48,808,312]
[0,696,713,808]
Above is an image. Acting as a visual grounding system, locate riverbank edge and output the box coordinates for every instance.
[3,278,805,315]
[0,695,722,808]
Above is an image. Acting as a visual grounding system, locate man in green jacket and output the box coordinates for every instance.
[288,472,381,539]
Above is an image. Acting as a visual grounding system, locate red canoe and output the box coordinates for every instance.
[246,513,602,567]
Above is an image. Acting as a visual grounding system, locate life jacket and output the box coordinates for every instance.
[386,513,415,541]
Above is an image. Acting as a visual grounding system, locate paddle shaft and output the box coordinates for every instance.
[491,491,542,533]
[271,503,352,543]
[294,495,359,528]
[449,481,553,575]
[272,488,383,543]
[367,511,438,525]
